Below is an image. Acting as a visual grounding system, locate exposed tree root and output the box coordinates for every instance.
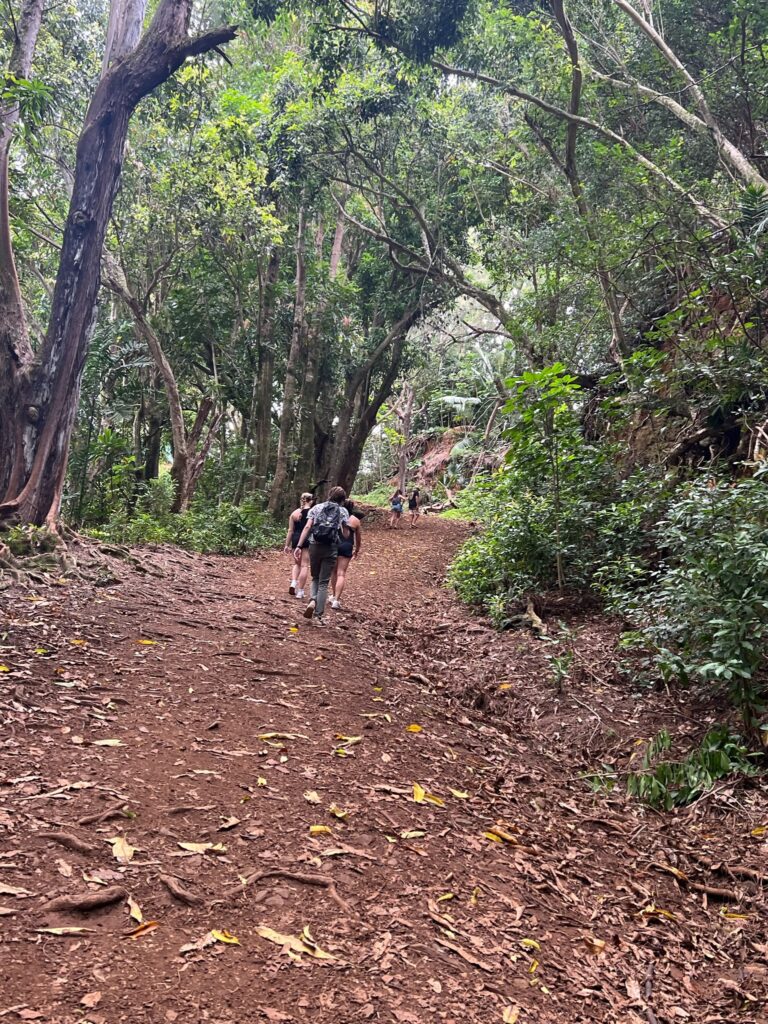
[40,885,126,913]
[159,873,204,907]
[40,831,96,856]
[77,802,131,826]
[222,868,351,914]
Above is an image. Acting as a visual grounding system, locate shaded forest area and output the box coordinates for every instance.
[1,0,768,800]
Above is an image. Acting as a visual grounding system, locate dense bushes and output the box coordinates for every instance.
[448,367,768,729]
[86,478,283,555]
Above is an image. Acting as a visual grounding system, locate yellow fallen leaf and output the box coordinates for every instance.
[93,739,123,747]
[125,920,159,940]
[469,886,481,905]
[36,926,95,935]
[177,841,227,855]
[107,835,135,863]
[257,732,303,741]
[413,783,426,803]
[256,924,334,961]
[750,825,766,837]
[211,928,240,945]
[528,958,539,974]
[483,831,503,843]
[638,904,676,921]
[424,793,445,807]
[70,639,87,646]
[0,665,10,672]
[520,938,540,951]
[328,803,349,820]
[310,825,333,836]
[405,724,423,733]
[486,824,518,844]
[335,734,362,745]
[582,934,605,954]
[438,893,454,902]
[720,911,751,920]
[257,777,267,787]
[498,683,513,692]
[502,1008,520,1024]
[289,627,299,634]
[127,896,143,924]
[449,788,470,799]
[304,790,321,804]
[400,829,426,840]
[136,639,158,645]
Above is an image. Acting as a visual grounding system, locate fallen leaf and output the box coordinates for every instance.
[502,1009,520,1024]
[36,927,95,935]
[335,734,362,746]
[638,904,677,921]
[750,825,766,837]
[405,724,423,733]
[80,992,102,1009]
[437,893,454,902]
[303,790,321,804]
[485,824,518,844]
[124,921,159,940]
[127,896,143,924]
[721,910,751,920]
[177,841,226,855]
[498,682,513,692]
[400,829,426,840]
[582,934,606,954]
[0,884,31,897]
[0,665,10,672]
[256,924,334,961]
[520,938,540,951]
[107,836,135,863]
[449,788,470,800]
[55,858,73,878]
[257,732,304,741]
[413,783,426,803]
[217,817,240,831]
[0,906,17,916]
[328,803,349,820]
[136,639,158,645]
[93,739,124,747]
[309,825,333,836]
[257,777,267,787]
[211,928,240,945]
[70,639,87,646]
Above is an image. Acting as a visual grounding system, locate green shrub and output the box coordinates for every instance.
[627,727,761,809]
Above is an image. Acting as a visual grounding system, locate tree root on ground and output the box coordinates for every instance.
[221,868,351,914]
[40,885,127,913]
[159,874,205,907]
[40,831,96,856]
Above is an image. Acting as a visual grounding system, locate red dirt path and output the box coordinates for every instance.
[0,517,766,1024]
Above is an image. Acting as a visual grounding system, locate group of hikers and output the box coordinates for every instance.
[283,484,422,626]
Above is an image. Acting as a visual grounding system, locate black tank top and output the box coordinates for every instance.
[291,508,309,547]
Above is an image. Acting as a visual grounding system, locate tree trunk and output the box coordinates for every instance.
[251,249,280,493]
[0,0,236,527]
[269,207,307,515]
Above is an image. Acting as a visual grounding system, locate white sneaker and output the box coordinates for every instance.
[296,590,305,599]
[312,616,326,627]
[303,599,316,619]
[330,598,340,610]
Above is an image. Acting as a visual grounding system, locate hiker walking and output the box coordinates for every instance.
[284,491,313,598]
[388,487,405,529]
[294,485,350,626]
[408,487,421,528]
[330,499,362,611]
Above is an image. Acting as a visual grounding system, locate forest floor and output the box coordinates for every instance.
[0,517,766,1024]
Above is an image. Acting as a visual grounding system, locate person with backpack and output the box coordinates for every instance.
[293,485,350,626]
[329,499,363,611]
[388,487,406,529]
[283,491,313,598]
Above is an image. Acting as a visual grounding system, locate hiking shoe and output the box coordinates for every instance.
[289,582,296,596]
[312,616,326,627]
[303,599,316,619]
[296,590,305,599]
[330,598,341,610]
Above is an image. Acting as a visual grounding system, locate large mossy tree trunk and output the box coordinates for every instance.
[0,0,236,528]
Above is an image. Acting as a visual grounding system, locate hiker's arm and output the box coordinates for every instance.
[353,523,362,558]
[284,511,296,553]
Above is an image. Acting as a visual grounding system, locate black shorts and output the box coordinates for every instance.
[337,540,354,559]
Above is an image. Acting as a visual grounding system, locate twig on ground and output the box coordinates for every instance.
[221,868,351,914]
[77,802,130,826]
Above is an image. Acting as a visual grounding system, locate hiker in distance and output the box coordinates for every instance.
[408,487,421,528]
[388,487,406,529]
[284,491,313,598]
[293,485,350,626]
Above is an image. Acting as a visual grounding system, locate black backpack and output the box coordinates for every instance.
[311,502,343,544]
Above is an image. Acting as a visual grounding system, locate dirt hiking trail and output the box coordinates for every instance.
[0,517,765,1024]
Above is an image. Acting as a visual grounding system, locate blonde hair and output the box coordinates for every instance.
[300,492,313,507]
